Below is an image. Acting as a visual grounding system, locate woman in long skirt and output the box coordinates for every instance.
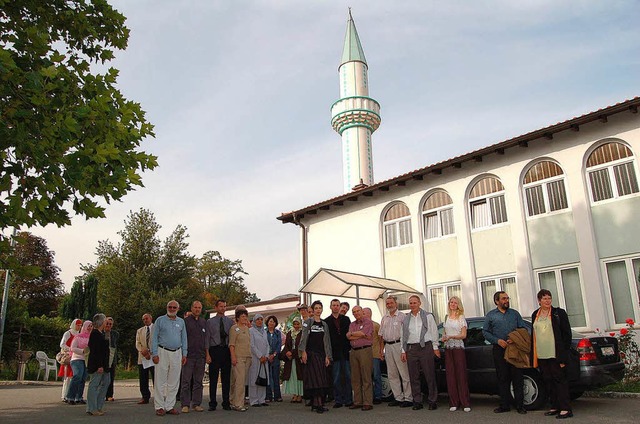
[249,314,269,407]
[282,318,304,402]
[442,296,471,412]
[299,301,333,414]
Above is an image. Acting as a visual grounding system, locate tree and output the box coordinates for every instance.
[60,273,98,320]
[0,0,157,269]
[196,250,259,306]
[1,231,64,317]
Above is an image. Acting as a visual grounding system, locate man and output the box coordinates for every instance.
[379,296,412,407]
[206,299,234,411]
[325,298,353,408]
[135,313,154,404]
[151,300,188,416]
[347,305,374,411]
[363,307,383,405]
[401,295,440,411]
[339,302,350,316]
[483,291,528,415]
[298,303,309,321]
[181,301,207,413]
[104,317,119,402]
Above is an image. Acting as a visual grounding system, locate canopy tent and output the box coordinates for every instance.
[299,268,421,304]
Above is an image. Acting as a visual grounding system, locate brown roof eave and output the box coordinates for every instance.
[277,96,640,225]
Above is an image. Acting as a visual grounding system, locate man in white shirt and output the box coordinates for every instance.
[135,313,153,404]
[401,295,440,411]
[379,296,412,407]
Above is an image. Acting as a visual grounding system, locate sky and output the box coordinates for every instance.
[31,0,640,302]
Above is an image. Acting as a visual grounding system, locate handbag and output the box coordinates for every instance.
[255,362,268,387]
[56,350,71,366]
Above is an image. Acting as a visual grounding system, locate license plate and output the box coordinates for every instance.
[601,346,614,356]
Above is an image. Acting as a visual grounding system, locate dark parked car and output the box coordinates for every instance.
[380,317,625,409]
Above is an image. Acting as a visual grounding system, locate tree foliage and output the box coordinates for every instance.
[0,0,157,268]
[196,250,258,306]
[60,273,98,320]
[0,231,64,317]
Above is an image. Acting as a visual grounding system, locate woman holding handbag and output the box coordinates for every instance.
[282,317,304,402]
[59,319,82,402]
[249,314,269,407]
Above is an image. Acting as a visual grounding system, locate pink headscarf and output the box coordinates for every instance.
[73,320,92,350]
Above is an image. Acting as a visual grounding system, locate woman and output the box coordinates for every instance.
[442,296,471,412]
[229,309,252,412]
[67,320,92,405]
[299,300,332,414]
[249,314,269,407]
[59,319,82,402]
[531,289,573,419]
[282,317,304,402]
[265,315,283,402]
[86,313,110,416]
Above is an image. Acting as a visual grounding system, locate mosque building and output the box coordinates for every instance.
[278,12,640,331]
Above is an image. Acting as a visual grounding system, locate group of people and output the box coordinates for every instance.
[59,314,117,416]
[59,288,574,419]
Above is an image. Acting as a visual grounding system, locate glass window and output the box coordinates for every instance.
[523,161,569,217]
[605,260,636,324]
[538,267,587,328]
[587,142,639,203]
[422,191,455,240]
[479,275,518,314]
[429,283,461,324]
[469,177,507,229]
[384,203,412,249]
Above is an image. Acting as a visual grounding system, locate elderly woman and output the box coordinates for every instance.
[67,320,92,405]
[229,309,251,412]
[282,317,304,402]
[265,315,283,402]
[59,319,82,402]
[86,313,110,416]
[531,289,573,419]
[299,300,333,414]
[249,314,269,407]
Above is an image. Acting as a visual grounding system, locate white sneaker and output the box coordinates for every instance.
[464,407,471,412]
[450,407,457,411]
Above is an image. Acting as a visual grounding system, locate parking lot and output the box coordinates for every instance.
[0,380,638,424]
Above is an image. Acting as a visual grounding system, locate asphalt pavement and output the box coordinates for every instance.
[0,380,638,424]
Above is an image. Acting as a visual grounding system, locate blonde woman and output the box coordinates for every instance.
[441,296,471,412]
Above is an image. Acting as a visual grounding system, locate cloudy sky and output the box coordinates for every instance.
[32,0,640,301]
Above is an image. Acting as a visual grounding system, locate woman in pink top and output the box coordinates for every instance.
[67,321,93,404]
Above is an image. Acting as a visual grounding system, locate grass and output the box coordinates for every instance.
[598,380,640,393]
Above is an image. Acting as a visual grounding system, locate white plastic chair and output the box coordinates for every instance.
[35,351,58,381]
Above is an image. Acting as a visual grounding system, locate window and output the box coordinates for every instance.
[587,142,639,203]
[603,257,640,324]
[429,283,461,323]
[479,275,518,314]
[469,177,508,229]
[523,161,569,217]
[422,191,455,240]
[537,266,586,328]
[383,203,412,249]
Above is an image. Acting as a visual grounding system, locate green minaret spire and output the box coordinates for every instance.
[340,8,367,68]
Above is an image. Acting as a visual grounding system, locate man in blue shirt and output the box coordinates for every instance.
[151,300,188,416]
[482,291,527,415]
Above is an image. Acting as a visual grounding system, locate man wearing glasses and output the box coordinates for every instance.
[151,300,188,416]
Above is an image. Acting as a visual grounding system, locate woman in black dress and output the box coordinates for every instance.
[299,300,333,414]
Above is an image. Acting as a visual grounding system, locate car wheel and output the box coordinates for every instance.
[381,372,394,401]
[203,363,209,385]
[512,370,547,410]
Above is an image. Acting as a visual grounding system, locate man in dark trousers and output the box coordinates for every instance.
[206,299,234,411]
[135,313,154,404]
[325,298,353,408]
[181,301,208,413]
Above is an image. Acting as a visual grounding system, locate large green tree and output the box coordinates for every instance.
[0,0,157,268]
[60,272,98,320]
[196,250,259,306]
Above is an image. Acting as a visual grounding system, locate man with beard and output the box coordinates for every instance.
[483,291,527,415]
[151,300,188,416]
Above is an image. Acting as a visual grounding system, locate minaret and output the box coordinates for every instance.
[331,10,381,193]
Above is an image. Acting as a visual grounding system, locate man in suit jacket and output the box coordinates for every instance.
[136,313,154,404]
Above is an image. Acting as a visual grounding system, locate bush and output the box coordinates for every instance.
[616,318,640,384]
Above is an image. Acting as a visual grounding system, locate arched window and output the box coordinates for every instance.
[469,177,507,229]
[383,203,412,248]
[422,191,455,239]
[586,142,639,202]
[523,161,569,216]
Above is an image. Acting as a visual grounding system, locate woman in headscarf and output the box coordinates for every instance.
[299,300,333,414]
[282,317,304,402]
[248,314,269,407]
[67,320,93,404]
[59,319,82,402]
[265,315,283,402]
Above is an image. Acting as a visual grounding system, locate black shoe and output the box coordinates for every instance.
[388,400,401,407]
[251,404,261,407]
[373,399,382,405]
[208,406,216,411]
[333,403,343,409]
[556,411,573,419]
[68,401,76,406]
[222,405,232,411]
[305,400,312,407]
[400,401,413,408]
[77,400,86,405]
[316,407,328,414]
[545,410,559,416]
[494,406,511,413]
[260,403,269,407]
[344,403,354,408]
[412,403,423,410]
[428,402,437,410]
[517,407,528,415]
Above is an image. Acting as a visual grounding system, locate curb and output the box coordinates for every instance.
[583,391,640,399]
